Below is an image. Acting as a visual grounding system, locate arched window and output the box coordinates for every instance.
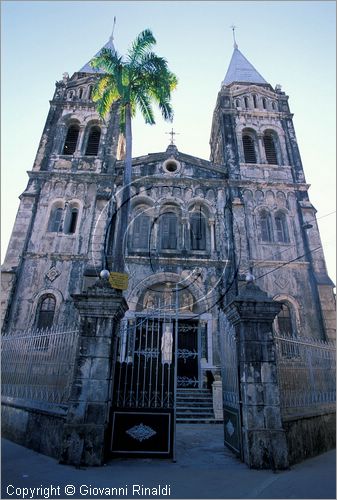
[263,132,278,164]
[85,126,101,156]
[64,206,79,234]
[276,302,298,356]
[275,212,289,243]
[88,85,93,100]
[160,212,178,250]
[190,211,206,251]
[253,95,257,108]
[236,99,241,108]
[48,206,63,232]
[243,134,257,163]
[272,101,277,111]
[36,295,56,330]
[260,211,273,242]
[132,214,150,250]
[78,88,83,99]
[277,303,293,337]
[62,125,79,155]
[244,96,249,108]
[262,98,267,109]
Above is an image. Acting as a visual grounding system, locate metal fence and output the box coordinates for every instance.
[1,324,79,405]
[275,335,336,416]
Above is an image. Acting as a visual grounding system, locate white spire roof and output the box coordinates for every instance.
[222,47,267,86]
[79,34,115,73]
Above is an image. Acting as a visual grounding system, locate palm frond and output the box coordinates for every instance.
[127,29,156,66]
[134,91,155,125]
[91,29,177,125]
[91,48,122,73]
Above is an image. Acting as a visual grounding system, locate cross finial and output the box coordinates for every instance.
[230,24,238,49]
[166,128,179,145]
[110,16,116,42]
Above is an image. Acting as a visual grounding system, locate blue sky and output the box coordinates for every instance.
[1,1,336,281]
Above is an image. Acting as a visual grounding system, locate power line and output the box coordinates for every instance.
[315,210,336,222]
[237,245,323,293]
[242,209,336,271]
[255,246,321,281]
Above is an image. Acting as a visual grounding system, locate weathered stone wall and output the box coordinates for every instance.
[283,410,336,465]
[1,398,66,459]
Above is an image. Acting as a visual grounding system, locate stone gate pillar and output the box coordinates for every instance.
[224,281,289,469]
[60,279,128,466]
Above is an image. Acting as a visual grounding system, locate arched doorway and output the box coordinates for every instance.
[136,282,200,388]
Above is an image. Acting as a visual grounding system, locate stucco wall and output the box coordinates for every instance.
[1,398,67,460]
[283,409,336,465]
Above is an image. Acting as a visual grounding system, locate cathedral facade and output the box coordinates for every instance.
[1,34,335,390]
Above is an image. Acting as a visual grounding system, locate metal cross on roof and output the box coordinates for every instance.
[166,128,180,145]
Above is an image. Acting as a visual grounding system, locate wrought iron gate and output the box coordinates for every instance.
[221,314,242,458]
[110,304,178,458]
[177,319,199,388]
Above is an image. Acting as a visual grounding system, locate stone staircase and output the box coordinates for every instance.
[176,388,219,423]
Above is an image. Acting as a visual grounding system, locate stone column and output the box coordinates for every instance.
[257,133,267,164]
[209,219,215,253]
[60,279,128,466]
[224,281,289,469]
[181,216,188,250]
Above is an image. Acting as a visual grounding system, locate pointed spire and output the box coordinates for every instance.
[79,21,116,74]
[222,46,268,86]
[230,25,238,50]
[109,16,116,43]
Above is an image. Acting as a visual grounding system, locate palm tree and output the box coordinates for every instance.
[91,29,177,276]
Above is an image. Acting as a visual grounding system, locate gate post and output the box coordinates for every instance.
[224,281,289,469]
[59,279,128,466]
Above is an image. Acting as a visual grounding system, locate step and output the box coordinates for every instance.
[176,404,213,409]
[176,401,213,407]
[176,388,215,423]
[176,418,222,424]
[177,396,212,400]
[177,387,212,394]
[177,403,213,406]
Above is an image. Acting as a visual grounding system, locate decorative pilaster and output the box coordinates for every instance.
[257,133,267,164]
[59,279,128,466]
[224,281,289,469]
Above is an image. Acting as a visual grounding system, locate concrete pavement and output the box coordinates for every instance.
[1,424,336,499]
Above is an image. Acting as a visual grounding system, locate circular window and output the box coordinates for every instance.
[163,159,180,174]
[166,161,177,172]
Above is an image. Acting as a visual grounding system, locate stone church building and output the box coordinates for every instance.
[2,32,334,345]
[1,31,336,467]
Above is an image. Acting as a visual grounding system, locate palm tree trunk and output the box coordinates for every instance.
[113,103,132,274]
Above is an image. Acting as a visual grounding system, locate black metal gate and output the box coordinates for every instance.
[110,306,178,458]
[177,319,199,388]
[221,318,242,458]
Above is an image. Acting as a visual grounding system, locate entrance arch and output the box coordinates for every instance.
[126,276,213,389]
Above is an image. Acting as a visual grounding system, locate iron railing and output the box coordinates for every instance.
[1,324,79,405]
[275,335,336,416]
